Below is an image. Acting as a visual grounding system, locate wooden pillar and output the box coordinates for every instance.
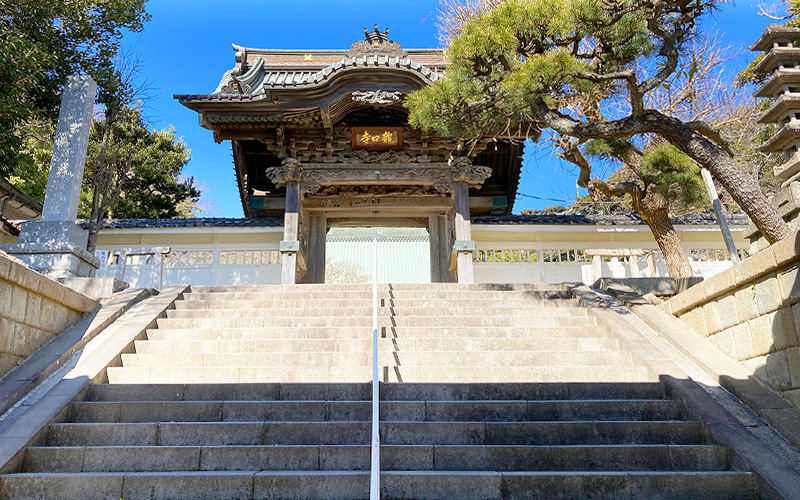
[280,181,300,285]
[307,214,327,283]
[429,214,455,283]
[453,182,474,284]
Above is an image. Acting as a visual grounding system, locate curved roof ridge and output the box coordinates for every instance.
[181,53,445,103]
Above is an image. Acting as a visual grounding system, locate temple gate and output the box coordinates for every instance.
[176,26,525,284]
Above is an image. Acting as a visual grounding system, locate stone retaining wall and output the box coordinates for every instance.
[0,253,98,378]
[664,231,800,408]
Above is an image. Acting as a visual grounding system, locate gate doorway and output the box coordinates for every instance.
[325,228,431,284]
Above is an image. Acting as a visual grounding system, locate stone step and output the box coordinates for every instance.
[184,290,572,301]
[86,382,668,402]
[46,420,704,447]
[106,365,655,384]
[119,351,635,369]
[23,444,727,473]
[0,470,758,500]
[132,337,622,354]
[145,325,612,341]
[164,306,588,319]
[380,382,669,401]
[154,315,597,329]
[86,383,372,402]
[190,283,567,293]
[173,298,582,310]
[67,399,683,423]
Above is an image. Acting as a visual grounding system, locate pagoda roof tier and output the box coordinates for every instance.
[758,122,800,152]
[775,151,800,180]
[753,68,800,97]
[758,94,800,123]
[750,46,800,75]
[750,24,800,52]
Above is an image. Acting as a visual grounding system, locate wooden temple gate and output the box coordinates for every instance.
[176,26,526,284]
[267,157,490,284]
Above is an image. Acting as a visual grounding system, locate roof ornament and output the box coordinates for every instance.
[348,24,407,58]
[217,57,265,95]
[232,43,248,73]
[352,90,403,107]
[364,24,389,45]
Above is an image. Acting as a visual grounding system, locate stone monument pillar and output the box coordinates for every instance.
[3,75,100,278]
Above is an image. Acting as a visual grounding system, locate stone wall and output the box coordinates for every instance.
[664,231,800,408]
[0,252,97,378]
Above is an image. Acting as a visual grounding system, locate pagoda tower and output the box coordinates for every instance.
[749,23,800,250]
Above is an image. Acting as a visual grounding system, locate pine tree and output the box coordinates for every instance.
[406,0,789,244]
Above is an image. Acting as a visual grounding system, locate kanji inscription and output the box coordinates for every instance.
[352,127,403,151]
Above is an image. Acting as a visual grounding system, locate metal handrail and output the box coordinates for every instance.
[370,235,380,500]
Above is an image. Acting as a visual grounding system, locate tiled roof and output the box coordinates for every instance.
[176,55,445,103]
[0,178,42,220]
[72,213,748,230]
[472,213,749,226]
[77,217,284,230]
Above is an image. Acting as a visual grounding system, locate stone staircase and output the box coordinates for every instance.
[110,284,650,384]
[0,284,759,499]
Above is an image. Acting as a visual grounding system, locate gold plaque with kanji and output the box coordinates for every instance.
[352,127,403,151]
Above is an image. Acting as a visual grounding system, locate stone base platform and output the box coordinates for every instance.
[1,243,99,279]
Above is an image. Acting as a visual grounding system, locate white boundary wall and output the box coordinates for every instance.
[90,222,748,288]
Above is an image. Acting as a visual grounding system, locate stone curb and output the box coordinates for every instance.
[602,281,800,451]
[0,253,97,314]
[0,288,152,417]
[570,284,800,499]
[666,230,800,316]
[0,284,189,475]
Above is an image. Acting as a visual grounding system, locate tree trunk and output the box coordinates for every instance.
[543,107,791,244]
[86,189,102,253]
[86,111,115,254]
[590,178,694,278]
[646,112,789,244]
[635,184,694,278]
[642,214,693,278]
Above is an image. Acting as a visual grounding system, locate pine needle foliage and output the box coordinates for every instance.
[640,144,707,211]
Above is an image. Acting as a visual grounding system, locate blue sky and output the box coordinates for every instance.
[121,0,782,217]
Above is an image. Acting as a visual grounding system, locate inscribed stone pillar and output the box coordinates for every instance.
[3,75,100,278]
[453,182,474,284]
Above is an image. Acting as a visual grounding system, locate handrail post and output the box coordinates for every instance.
[370,234,380,500]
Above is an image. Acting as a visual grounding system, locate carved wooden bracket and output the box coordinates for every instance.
[264,159,491,195]
[265,158,304,187]
[450,156,493,184]
[432,157,493,193]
